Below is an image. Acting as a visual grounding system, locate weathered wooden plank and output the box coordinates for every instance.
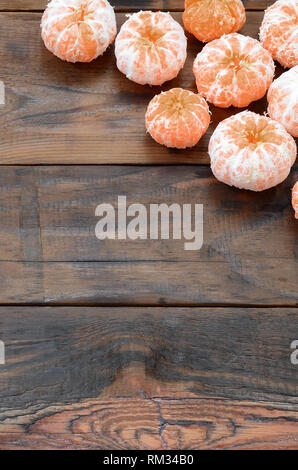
[0,306,297,449]
[0,258,296,305]
[0,1,275,12]
[1,165,297,262]
[0,11,281,165]
[0,166,297,305]
[1,398,298,449]
[0,306,295,403]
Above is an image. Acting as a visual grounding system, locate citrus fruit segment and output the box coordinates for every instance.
[259,0,298,69]
[292,181,298,218]
[115,11,187,86]
[145,88,210,149]
[41,0,117,63]
[193,33,275,108]
[209,111,297,191]
[183,0,246,43]
[268,66,298,137]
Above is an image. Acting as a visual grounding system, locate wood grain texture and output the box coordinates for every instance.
[1,398,298,450]
[0,1,275,12]
[1,258,297,305]
[0,166,297,305]
[0,1,297,451]
[0,306,297,449]
[0,11,285,165]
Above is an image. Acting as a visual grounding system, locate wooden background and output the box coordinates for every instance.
[0,0,297,450]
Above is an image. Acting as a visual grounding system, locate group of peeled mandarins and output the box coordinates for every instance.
[41,0,298,217]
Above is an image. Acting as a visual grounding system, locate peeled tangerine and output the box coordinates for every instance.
[115,11,187,86]
[260,0,298,68]
[183,0,246,43]
[268,66,298,137]
[193,33,275,108]
[41,0,117,63]
[292,182,298,218]
[209,111,297,191]
[145,88,210,149]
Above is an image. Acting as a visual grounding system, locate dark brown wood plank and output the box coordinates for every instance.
[2,166,298,263]
[0,11,282,165]
[1,258,297,305]
[0,306,297,449]
[0,1,275,12]
[0,165,297,305]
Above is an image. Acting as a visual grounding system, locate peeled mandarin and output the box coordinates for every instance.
[268,66,298,137]
[183,0,246,43]
[292,181,298,218]
[145,88,210,149]
[115,11,187,86]
[41,0,117,63]
[259,0,298,69]
[193,33,275,108]
[209,111,297,191]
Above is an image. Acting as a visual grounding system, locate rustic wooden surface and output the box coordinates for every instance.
[0,307,297,449]
[0,0,297,451]
[0,165,296,305]
[1,397,298,450]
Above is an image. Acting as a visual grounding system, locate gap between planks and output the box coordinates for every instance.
[0,303,296,308]
[0,0,273,13]
[0,8,267,12]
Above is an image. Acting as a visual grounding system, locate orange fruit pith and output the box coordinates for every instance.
[115,11,187,86]
[260,0,298,69]
[292,181,298,218]
[183,0,246,43]
[41,0,117,63]
[145,88,210,149]
[193,33,275,108]
[209,111,297,191]
[267,66,298,137]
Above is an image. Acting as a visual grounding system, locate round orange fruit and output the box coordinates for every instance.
[259,0,298,69]
[115,11,187,86]
[193,33,275,108]
[145,88,210,149]
[41,0,117,63]
[183,0,246,43]
[267,66,298,137]
[209,111,297,191]
[292,181,298,218]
